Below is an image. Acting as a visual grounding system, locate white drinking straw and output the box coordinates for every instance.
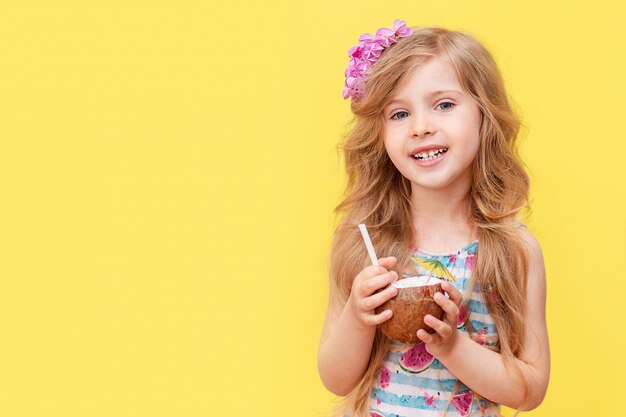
[358,223,379,266]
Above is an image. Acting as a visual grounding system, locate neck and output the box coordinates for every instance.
[411,188,470,225]
[409,179,475,245]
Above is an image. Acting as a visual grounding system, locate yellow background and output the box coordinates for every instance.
[0,1,624,416]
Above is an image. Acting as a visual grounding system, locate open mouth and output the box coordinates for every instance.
[411,148,448,161]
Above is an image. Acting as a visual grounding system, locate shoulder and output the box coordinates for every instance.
[515,223,543,259]
[517,222,542,255]
[514,224,546,285]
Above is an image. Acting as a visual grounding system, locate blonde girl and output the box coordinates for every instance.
[317,21,550,417]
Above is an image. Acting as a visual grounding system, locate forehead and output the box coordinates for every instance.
[386,56,464,104]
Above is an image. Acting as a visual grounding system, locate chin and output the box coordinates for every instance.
[410,177,455,191]
[409,169,470,192]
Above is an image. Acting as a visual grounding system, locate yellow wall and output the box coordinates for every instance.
[0,1,624,416]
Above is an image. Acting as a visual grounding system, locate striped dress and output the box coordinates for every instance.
[367,241,500,417]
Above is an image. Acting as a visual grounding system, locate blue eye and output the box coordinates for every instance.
[390,111,409,120]
[437,101,455,110]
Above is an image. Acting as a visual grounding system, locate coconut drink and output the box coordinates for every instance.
[375,275,445,344]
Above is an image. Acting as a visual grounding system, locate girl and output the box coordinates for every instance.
[317,21,550,417]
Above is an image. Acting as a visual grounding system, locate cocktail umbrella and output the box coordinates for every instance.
[411,257,456,282]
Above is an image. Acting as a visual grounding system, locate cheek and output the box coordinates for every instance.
[467,131,481,154]
[382,136,398,160]
[457,135,480,168]
[454,119,481,154]
[384,142,405,167]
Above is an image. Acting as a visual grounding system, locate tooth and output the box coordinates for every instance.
[420,152,428,158]
[429,151,435,156]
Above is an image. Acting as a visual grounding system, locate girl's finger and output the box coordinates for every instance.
[424,314,453,338]
[434,292,460,324]
[363,285,398,311]
[364,271,397,294]
[441,281,462,306]
[353,268,392,298]
[378,256,397,268]
[417,329,436,344]
[365,309,394,326]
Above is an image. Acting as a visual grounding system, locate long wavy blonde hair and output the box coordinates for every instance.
[325,26,532,417]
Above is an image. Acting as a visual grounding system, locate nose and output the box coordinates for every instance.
[411,113,435,138]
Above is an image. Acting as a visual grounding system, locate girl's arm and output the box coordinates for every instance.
[317,294,377,396]
[318,257,400,396]
[420,228,550,410]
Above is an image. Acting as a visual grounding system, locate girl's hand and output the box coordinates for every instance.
[346,257,399,329]
[417,281,463,358]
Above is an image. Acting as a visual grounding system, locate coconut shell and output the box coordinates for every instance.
[375,281,445,344]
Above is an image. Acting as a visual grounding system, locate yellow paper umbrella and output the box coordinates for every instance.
[411,257,456,282]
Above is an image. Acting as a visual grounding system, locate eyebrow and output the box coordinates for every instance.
[386,89,463,106]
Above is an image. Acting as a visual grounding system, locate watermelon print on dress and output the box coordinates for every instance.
[465,253,476,270]
[423,390,439,408]
[398,341,434,373]
[378,365,391,389]
[370,410,385,417]
[451,390,474,417]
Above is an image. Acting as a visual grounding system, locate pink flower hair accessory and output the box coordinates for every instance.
[342,19,413,100]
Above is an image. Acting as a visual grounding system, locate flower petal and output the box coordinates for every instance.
[358,33,377,43]
[346,76,359,88]
[348,45,362,58]
[376,27,395,38]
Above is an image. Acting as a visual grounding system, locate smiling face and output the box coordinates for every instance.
[382,55,482,195]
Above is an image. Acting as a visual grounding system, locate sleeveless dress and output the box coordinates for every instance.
[366,241,501,417]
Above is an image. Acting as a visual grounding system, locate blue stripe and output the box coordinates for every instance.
[372,388,444,412]
[469,320,497,334]
[371,388,479,413]
[468,299,490,315]
[390,371,463,391]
